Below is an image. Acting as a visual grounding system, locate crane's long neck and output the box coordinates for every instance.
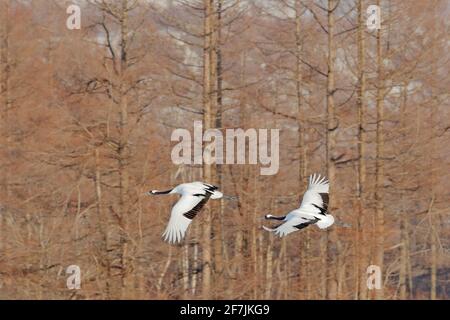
[150,189,173,195]
[265,214,286,221]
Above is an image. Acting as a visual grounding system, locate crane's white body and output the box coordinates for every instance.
[148,182,222,244]
[263,174,334,237]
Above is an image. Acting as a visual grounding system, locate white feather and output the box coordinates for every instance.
[151,181,223,244]
[263,173,335,237]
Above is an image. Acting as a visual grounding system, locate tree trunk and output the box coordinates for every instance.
[356,0,368,300]
[426,195,436,300]
[399,212,407,299]
[374,0,385,299]
[399,83,409,300]
[191,222,199,296]
[251,174,259,298]
[430,216,437,300]
[295,0,306,185]
[118,0,132,299]
[201,0,216,299]
[0,0,10,254]
[212,0,224,298]
[428,12,439,299]
[429,83,437,300]
[94,148,112,298]
[293,0,308,300]
[325,0,338,300]
[265,233,274,299]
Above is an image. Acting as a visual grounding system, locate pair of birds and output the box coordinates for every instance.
[147,174,335,244]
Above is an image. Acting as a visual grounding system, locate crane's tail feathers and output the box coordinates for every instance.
[210,190,223,199]
[262,225,275,232]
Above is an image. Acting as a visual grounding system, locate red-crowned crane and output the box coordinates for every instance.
[263,174,335,237]
[147,182,223,244]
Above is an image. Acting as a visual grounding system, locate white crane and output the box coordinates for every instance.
[147,182,223,244]
[263,174,335,237]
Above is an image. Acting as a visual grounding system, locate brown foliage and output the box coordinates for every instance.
[0,0,449,300]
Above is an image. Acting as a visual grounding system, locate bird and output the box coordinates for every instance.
[262,173,335,237]
[147,182,223,244]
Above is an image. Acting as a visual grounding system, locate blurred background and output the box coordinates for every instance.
[0,0,449,299]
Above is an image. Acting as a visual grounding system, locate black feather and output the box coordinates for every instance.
[183,193,212,220]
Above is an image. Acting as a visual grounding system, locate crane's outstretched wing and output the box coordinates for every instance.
[299,174,329,215]
[162,193,211,244]
[263,174,331,237]
[189,182,223,199]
